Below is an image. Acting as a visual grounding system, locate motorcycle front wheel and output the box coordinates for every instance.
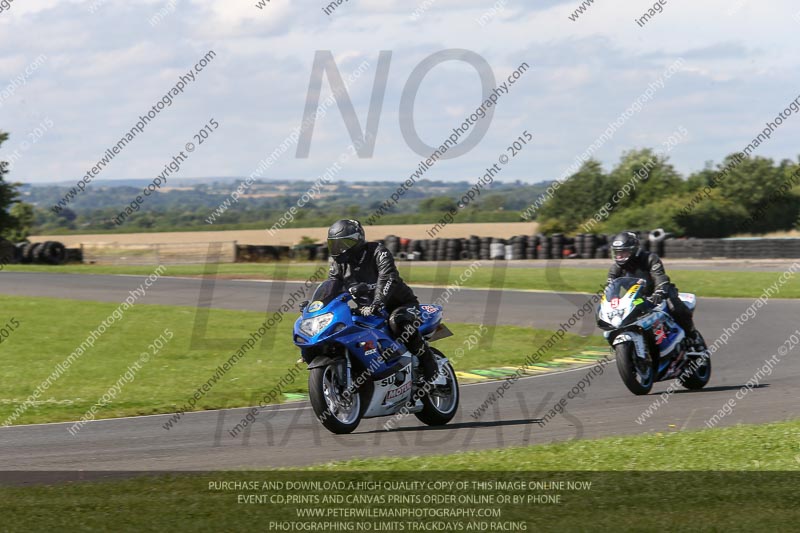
[309,363,365,434]
[616,341,654,395]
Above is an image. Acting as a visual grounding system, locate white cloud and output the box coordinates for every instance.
[1,0,799,185]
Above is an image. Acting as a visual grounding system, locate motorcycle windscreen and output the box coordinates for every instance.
[605,277,647,301]
[309,279,345,307]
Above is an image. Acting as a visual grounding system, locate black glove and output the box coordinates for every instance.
[649,289,667,305]
[348,283,370,298]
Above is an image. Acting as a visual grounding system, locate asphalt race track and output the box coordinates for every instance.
[0,272,798,473]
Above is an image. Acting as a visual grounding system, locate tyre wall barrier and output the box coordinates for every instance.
[664,238,800,259]
[236,245,292,262]
[2,239,70,266]
[227,232,800,263]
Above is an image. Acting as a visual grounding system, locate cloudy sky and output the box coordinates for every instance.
[1,0,799,186]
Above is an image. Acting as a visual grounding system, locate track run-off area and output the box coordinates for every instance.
[0,268,797,473]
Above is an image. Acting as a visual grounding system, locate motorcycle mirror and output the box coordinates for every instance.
[299,300,309,309]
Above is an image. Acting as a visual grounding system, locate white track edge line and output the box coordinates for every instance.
[0,361,608,430]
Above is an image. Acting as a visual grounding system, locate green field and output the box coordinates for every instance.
[5,262,799,298]
[3,420,798,531]
[0,295,601,425]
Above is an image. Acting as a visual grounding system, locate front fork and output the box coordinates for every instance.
[611,330,648,360]
[344,353,353,391]
[335,353,354,402]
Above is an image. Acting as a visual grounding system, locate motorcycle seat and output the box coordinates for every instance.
[418,304,443,336]
[678,292,696,312]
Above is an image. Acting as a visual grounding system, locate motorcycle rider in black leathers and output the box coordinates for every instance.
[326,219,439,382]
[607,231,705,351]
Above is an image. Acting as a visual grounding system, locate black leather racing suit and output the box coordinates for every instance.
[606,250,695,334]
[328,242,430,361]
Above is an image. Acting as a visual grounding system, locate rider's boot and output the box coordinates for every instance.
[416,342,439,386]
[676,312,704,353]
[687,328,706,353]
[404,327,437,386]
[419,342,439,383]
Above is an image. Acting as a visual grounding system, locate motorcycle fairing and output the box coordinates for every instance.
[294,279,449,420]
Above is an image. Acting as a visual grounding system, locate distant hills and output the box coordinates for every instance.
[23,178,551,235]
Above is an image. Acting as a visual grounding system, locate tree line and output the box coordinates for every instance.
[534,149,800,237]
[1,128,798,239]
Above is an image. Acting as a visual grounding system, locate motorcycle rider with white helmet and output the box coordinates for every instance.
[607,231,706,351]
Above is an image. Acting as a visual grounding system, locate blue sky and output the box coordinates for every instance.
[1,0,799,185]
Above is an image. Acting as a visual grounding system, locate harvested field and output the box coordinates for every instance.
[30,222,539,248]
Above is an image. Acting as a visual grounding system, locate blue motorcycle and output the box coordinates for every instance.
[293,279,459,434]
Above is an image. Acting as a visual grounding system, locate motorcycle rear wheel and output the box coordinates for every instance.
[680,356,712,390]
[616,341,654,395]
[415,348,459,426]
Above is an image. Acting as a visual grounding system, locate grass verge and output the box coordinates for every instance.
[0,295,600,425]
[2,420,798,531]
[4,262,799,298]
[311,418,800,471]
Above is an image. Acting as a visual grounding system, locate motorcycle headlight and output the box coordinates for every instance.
[299,313,334,337]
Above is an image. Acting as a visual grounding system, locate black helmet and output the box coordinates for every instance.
[327,219,365,262]
[610,231,639,266]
